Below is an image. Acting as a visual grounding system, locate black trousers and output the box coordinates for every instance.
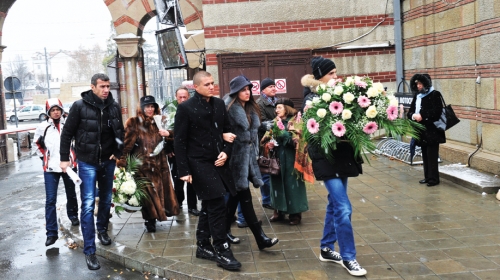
[169,156,198,209]
[225,188,259,232]
[421,144,440,184]
[197,196,227,246]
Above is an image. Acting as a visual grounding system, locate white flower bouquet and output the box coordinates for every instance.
[112,155,149,216]
[302,76,422,162]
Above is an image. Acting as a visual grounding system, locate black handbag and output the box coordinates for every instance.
[434,93,460,131]
[258,151,280,175]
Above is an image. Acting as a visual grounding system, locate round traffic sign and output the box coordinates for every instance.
[4,76,21,92]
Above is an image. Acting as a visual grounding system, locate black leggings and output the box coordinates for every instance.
[226,188,259,232]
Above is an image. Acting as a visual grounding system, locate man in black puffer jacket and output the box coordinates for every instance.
[60,73,124,271]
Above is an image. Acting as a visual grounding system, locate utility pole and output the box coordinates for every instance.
[44,47,51,98]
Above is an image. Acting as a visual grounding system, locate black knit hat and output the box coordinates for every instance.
[140,95,159,110]
[229,75,253,96]
[311,56,336,80]
[275,98,294,108]
[260,77,275,91]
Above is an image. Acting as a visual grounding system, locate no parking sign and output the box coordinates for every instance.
[275,79,287,94]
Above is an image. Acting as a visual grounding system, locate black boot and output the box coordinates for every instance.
[145,219,156,232]
[195,240,216,262]
[214,242,241,270]
[248,222,279,250]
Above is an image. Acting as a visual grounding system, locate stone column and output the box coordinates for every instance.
[114,35,145,119]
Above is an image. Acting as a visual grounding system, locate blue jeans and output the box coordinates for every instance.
[320,177,356,261]
[260,174,271,205]
[78,160,115,255]
[44,171,78,237]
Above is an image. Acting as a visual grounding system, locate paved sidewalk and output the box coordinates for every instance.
[61,156,500,279]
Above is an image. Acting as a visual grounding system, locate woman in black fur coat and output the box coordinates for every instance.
[224,75,279,250]
[407,74,446,186]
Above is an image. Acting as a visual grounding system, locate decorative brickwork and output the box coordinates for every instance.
[206,53,217,66]
[405,63,500,80]
[317,47,395,58]
[205,15,393,38]
[114,15,145,31]
[404,0,474,21]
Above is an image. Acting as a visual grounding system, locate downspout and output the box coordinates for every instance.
[394,0,404,91]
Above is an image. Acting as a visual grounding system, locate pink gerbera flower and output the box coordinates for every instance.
[277,119,285,130]
[357,96,370,108]
[329,101,343,115]
[386,105,398,121]
[363,121,378,134]
[331,122,346,137]
[296,111,302,123]
[355,80,368,88]
[307,118,320,134]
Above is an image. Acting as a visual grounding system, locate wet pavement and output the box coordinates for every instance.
[56,155,500,279]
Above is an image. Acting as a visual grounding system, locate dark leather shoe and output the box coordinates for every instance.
[85,253,101,270]
[70,218,80,226]
[145,219,156,232]
[188,209,200,216]
[97,232,111,245]
[419,179,428,184]
[262,203,273,210]
[45,236,58,246]
[289,213,302,225]
[227,233,240,244]
[269,210,284,222]
[427,181,439,187]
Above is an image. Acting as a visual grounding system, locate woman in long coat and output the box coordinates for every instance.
[118,96,179,232]
[407,74,446,186]
[224,75,279,250]
[261,98,308,225]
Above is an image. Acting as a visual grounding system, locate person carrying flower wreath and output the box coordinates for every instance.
[117,95,179,232]
[301,56,367,277]
[260,98,309,225]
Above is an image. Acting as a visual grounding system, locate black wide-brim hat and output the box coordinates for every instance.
[229,75,253,96]
[140,95,159,110]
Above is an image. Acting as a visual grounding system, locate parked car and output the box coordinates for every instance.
[8,104,46,122]
[63,102,73,114]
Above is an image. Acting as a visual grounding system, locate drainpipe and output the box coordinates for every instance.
[394,0,404,90]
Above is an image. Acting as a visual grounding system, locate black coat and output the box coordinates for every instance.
[407,91,446,146]
[174,92,237,200]
[225,97,264,191]
[60,90,124,164]
[307,142,362,181]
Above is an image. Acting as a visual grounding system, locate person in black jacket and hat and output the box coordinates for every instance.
[60,73,124,270]
[174,71,241,270]
[407,74,445,187]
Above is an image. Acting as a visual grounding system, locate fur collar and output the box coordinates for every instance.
[301,74,323,93]
[225,97,260,130]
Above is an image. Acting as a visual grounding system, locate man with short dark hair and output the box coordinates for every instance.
[174,71,241,270]
[60,73,124,270]
[256,77,277,210]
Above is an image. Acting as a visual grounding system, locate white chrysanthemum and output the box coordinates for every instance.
[312,97,321,104]
[114,167,121,176]
[354,76,361,82]
[121,180,137,195]
[317,108,327,118]
[366,105,378,118]
[118,194,127,204]
[342,109,352,120]
[373,82,385,93]
[343,92,355,104]
[388,95,399,106]
[305,100,313,106]
[125,172,133,181]
[333,86,344,96]
[345,77,354,86]
[322,93,332,102]
[128,196,140,206]
[366,87,379,98]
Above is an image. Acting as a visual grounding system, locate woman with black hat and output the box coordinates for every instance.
[261,98,309,225]
[224,75,279,250]
[302,56,367,277]
[118,95,179,232]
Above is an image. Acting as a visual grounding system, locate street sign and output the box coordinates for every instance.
[4,92,23,99]
[275,78,287,94]
[4,76,21,92]
[251,80,260,95]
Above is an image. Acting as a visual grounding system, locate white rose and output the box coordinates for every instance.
[366,87,379,98]
[345,77,354,86]
[366,105,378,118]
[121,180,137,195]
[342,109,352,120]
[128,196,140,206]
[316,84,326,92]
[373,82,385,93]
[317,108,327,118]
[114,168,120,175]
[322,93,332,102]
[305,100,313,106]
[354,76,361,82]
[333,86,344,96]
[388,95,398,106]
[312,97,321,104]
[343,92,355,104]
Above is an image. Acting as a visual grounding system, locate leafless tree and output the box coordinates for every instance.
[67,44,106,82]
